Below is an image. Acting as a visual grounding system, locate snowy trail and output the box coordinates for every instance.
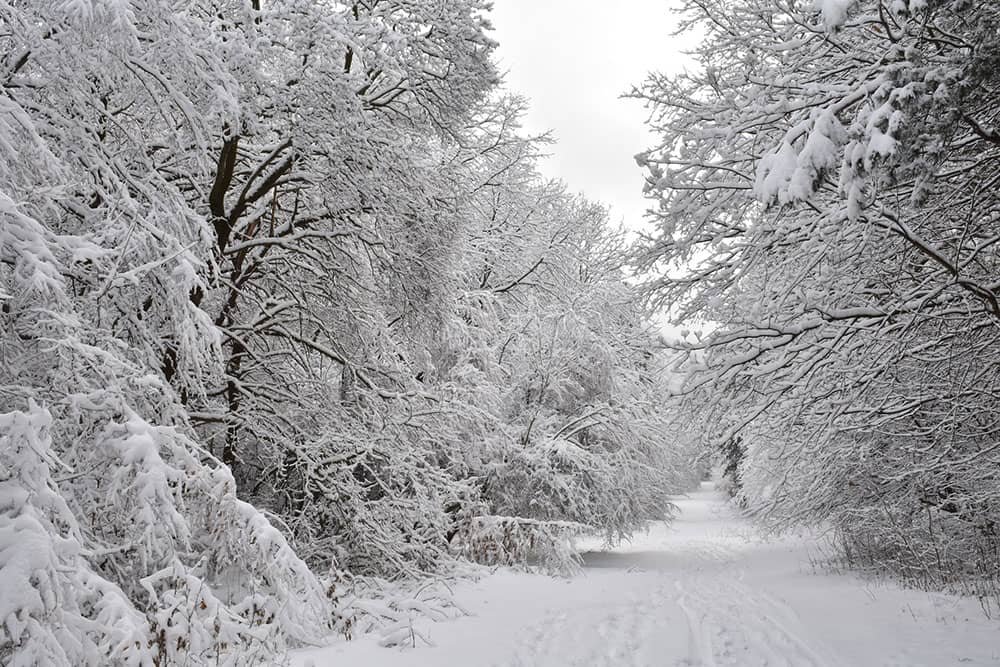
[293,484,1000,666]
[502,485,838,667]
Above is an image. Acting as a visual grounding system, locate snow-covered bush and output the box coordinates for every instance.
[334,574,472,648]
[1,404,150,667]
[0,400,332,665]
[451,514,586,575]
[258,403,467,578]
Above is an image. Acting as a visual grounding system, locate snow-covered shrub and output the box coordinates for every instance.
[0,404,149,667]
[450,514,586,575]
[242,400,469,579]
[480,422,681,546]
[0,398,334,666]
[334,574,472,648]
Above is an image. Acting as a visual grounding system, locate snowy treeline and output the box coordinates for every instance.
[635,0,1000,597]
[0,2,697,664]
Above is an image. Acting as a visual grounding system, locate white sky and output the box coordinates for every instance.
[488,1,695,235]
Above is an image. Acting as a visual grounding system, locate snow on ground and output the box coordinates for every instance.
[292,483,1000,666]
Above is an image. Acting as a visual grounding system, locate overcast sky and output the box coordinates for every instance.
[488,1,695,235]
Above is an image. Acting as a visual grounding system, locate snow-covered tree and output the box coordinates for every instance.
[2,1,694,662]
[634,0,1000,591]
[424,108,699,558]
[1,3,336,663]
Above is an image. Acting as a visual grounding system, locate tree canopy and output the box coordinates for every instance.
[0,2,695,664]
[634,0,1000,595]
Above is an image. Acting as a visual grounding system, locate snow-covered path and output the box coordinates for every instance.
[293,484,1000,666]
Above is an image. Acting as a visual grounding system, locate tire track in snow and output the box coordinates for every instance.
[674,573,838,667]
[499,528,839,665]
[499,583,677,667]
[676,585,717,667]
